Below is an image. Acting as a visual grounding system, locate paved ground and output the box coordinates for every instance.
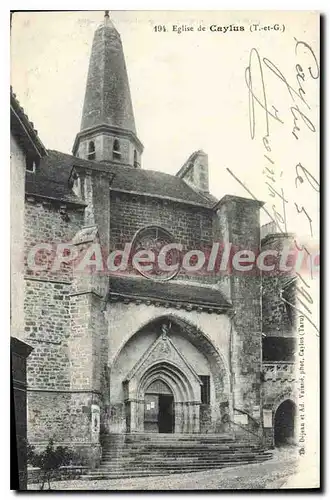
[29,448,301,491]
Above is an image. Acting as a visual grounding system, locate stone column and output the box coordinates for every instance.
[136,400,145,432]
[125,400,131,432]
[193,403,201,433]
[188,403,194,433]
[183,403,189,433]
[129,400,138,432]
[174,402,184,433]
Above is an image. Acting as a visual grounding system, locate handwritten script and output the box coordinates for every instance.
[227,36,319,335]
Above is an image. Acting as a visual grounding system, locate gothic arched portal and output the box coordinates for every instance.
[110,314,231,434]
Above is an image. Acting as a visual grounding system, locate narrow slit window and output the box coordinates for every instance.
[87,141,95,160]
[113,139,121,161]
[133,150,139,168]
[200,375,210,405]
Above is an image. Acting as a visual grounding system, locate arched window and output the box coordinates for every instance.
[113,139,121,161]
[133,150,139,168]
[87,141,95,160]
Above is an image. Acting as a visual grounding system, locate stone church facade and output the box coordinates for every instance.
[21,13,298,467]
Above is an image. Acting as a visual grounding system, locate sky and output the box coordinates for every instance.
[11,10,319,237]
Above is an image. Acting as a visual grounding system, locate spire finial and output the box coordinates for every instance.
[104,10,110,26]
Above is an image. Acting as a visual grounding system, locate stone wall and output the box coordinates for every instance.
[262,361,298,447]
[24,200,83,281]
[24,198,106,466]
[260,233,298,445]
[110,191,213,249]
[27,391,102,466]
[11,134,26,338]
[215,196,263,431]
[261,233,296,337]
[24,201,83,397]
[110,191,214,281]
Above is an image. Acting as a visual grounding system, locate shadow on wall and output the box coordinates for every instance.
[274,399,296,447]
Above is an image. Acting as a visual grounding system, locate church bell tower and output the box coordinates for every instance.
[72,11,143,167]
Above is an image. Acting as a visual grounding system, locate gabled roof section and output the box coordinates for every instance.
[10,87,47,158]
[124,332,202,384]
[213,194,265,211]
[176,150,201,178]
[25,150,88,205]
[28,150,216,208]
[110,164,216,208]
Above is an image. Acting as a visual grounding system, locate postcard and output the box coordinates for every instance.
[10,10,320,490]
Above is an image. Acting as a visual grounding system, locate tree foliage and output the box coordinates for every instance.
[27,439,74,490]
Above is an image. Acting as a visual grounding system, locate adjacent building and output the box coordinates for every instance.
[11,87,47,488]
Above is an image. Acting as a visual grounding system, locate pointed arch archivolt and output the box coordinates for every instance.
[137,361,197,403]
[110,312,230,403]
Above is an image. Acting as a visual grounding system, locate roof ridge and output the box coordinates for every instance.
[11,87,47,157]
[41,149,215,208]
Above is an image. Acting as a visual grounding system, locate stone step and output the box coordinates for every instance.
[102,450,270,460]
[89,433,272,480]
[82,461,269,480]
[82,471,193,480]
[98,458,271,470]
[102,450,263,460]
[102,445,261,453]
[101,453,272,462]
[123,438,237,444]
[102,444,262,452]
[103,441,260,450]
[104,433,234,438]
[98,455,272,467]
[105,439,256,444]
[99,453,272,463]
[102,435,236,444]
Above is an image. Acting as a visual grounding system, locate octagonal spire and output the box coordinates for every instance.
[73,12,143,166]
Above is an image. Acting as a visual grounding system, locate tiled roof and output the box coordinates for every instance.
[109,275,232,311]
[26,149,217,208]
[10,87,47,157]
[109,164,216,208]
[25,150,86,205]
